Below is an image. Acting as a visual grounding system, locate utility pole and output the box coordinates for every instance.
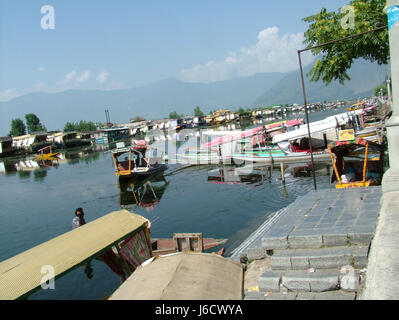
[387,79,393,105]
[382,0,399,193]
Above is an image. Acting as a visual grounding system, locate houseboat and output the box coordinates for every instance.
[12,133,51,153]
[0,137,18,158]
[50,131,92,148]
[95,127,131,145]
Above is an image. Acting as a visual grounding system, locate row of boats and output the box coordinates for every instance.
[177,105,384,166]
[107,101,388,190]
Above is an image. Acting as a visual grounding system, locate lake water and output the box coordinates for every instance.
[0,107,346,300]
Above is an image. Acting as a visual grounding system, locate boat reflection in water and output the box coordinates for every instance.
[207,163,332,187]
[117,173,228,256]
[117,172,169,211]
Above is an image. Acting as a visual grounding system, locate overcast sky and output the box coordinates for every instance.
[0,0,349,102]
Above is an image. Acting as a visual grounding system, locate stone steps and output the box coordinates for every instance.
[270,245,369,270]
[244,245,368,300]
[245,290,357,300]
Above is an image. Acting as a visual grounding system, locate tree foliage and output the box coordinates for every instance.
[193,106,204,116]
[374,84,388,96]
[169,111,183,119]
[64,120,97,132]
[303,0,389,85]
[25,113,46,133]
[9,118,26,137]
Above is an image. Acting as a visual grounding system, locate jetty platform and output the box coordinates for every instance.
[0,210,149,300]
[230,186,382,300]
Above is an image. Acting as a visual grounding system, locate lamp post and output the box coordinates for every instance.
[382,0,399,193]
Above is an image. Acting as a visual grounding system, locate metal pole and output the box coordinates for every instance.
[298,50,317,191]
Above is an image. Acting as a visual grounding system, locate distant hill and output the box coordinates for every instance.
[0,59,390,136]
[253,59,390,106]
[0,72,285,136]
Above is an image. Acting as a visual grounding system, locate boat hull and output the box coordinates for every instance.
[232,151,332,165]
[118,164,168,180]
[151,238,228,256]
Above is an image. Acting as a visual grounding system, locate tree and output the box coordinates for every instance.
[9,118,26,136]
[64,122,76,132]
[63,120,97,132]
[303,0,389,85]
[25,113,46,133]
[169,111,182,119]
[194,106,204,116]
[374,84,388,96]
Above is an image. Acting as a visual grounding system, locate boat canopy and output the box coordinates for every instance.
[109,252,243,300]
[272,110,364,144]
[328,138,384,154]
[265,119,303,131]
[202,126,263,148]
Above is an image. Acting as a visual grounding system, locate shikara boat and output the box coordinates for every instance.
[231,138,331,165]
[111,140,167,179]
[33,145,60,160]
[328,137,385,189]
[150,236,228,256]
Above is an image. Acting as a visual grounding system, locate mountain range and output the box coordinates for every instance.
[0,59,389,136]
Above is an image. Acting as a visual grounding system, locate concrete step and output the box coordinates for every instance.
[270,245,369,270]
[245,290,357,300]
[257,266,362,293]
[261,231,374,252]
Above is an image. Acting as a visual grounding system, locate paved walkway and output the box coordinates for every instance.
[230,186,382,262]
[230,186,386,299]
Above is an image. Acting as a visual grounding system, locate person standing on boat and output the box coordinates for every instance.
[72,207,86,229]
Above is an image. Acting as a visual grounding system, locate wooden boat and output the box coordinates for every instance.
[33,145,59,160]
[328,137,385,189]
[111,141,167,179]
[231,138,332,165]
[150,237,228,256]
[177,127,265,165]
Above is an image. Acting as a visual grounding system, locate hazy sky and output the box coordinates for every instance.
[0,0,349,102]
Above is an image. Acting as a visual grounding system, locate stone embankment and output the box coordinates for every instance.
[230,187,382,300]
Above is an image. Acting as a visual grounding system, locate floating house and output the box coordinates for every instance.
[12,133,51,153]
[94,127,131,145]
[49,132,92,148]
[0,137,17,158]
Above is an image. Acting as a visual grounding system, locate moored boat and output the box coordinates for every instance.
[328,137,385,189]
[33,145,60,160]
[111,140,167,179]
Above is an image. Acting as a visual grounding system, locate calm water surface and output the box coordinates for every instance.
[0,108,345,299]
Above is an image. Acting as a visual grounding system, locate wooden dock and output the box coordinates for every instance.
[0,210,148,300]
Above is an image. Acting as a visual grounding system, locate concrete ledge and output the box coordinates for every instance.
[288,234,323,249]
[263,292,298,300]
[322,233,348,247]
[270,256,291,270]
[258,271,282,292]
[298,291,356,300]
[347,232,374,245]
[282,270,339,292]
[247,247,267,260]
[262,236,288,250]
